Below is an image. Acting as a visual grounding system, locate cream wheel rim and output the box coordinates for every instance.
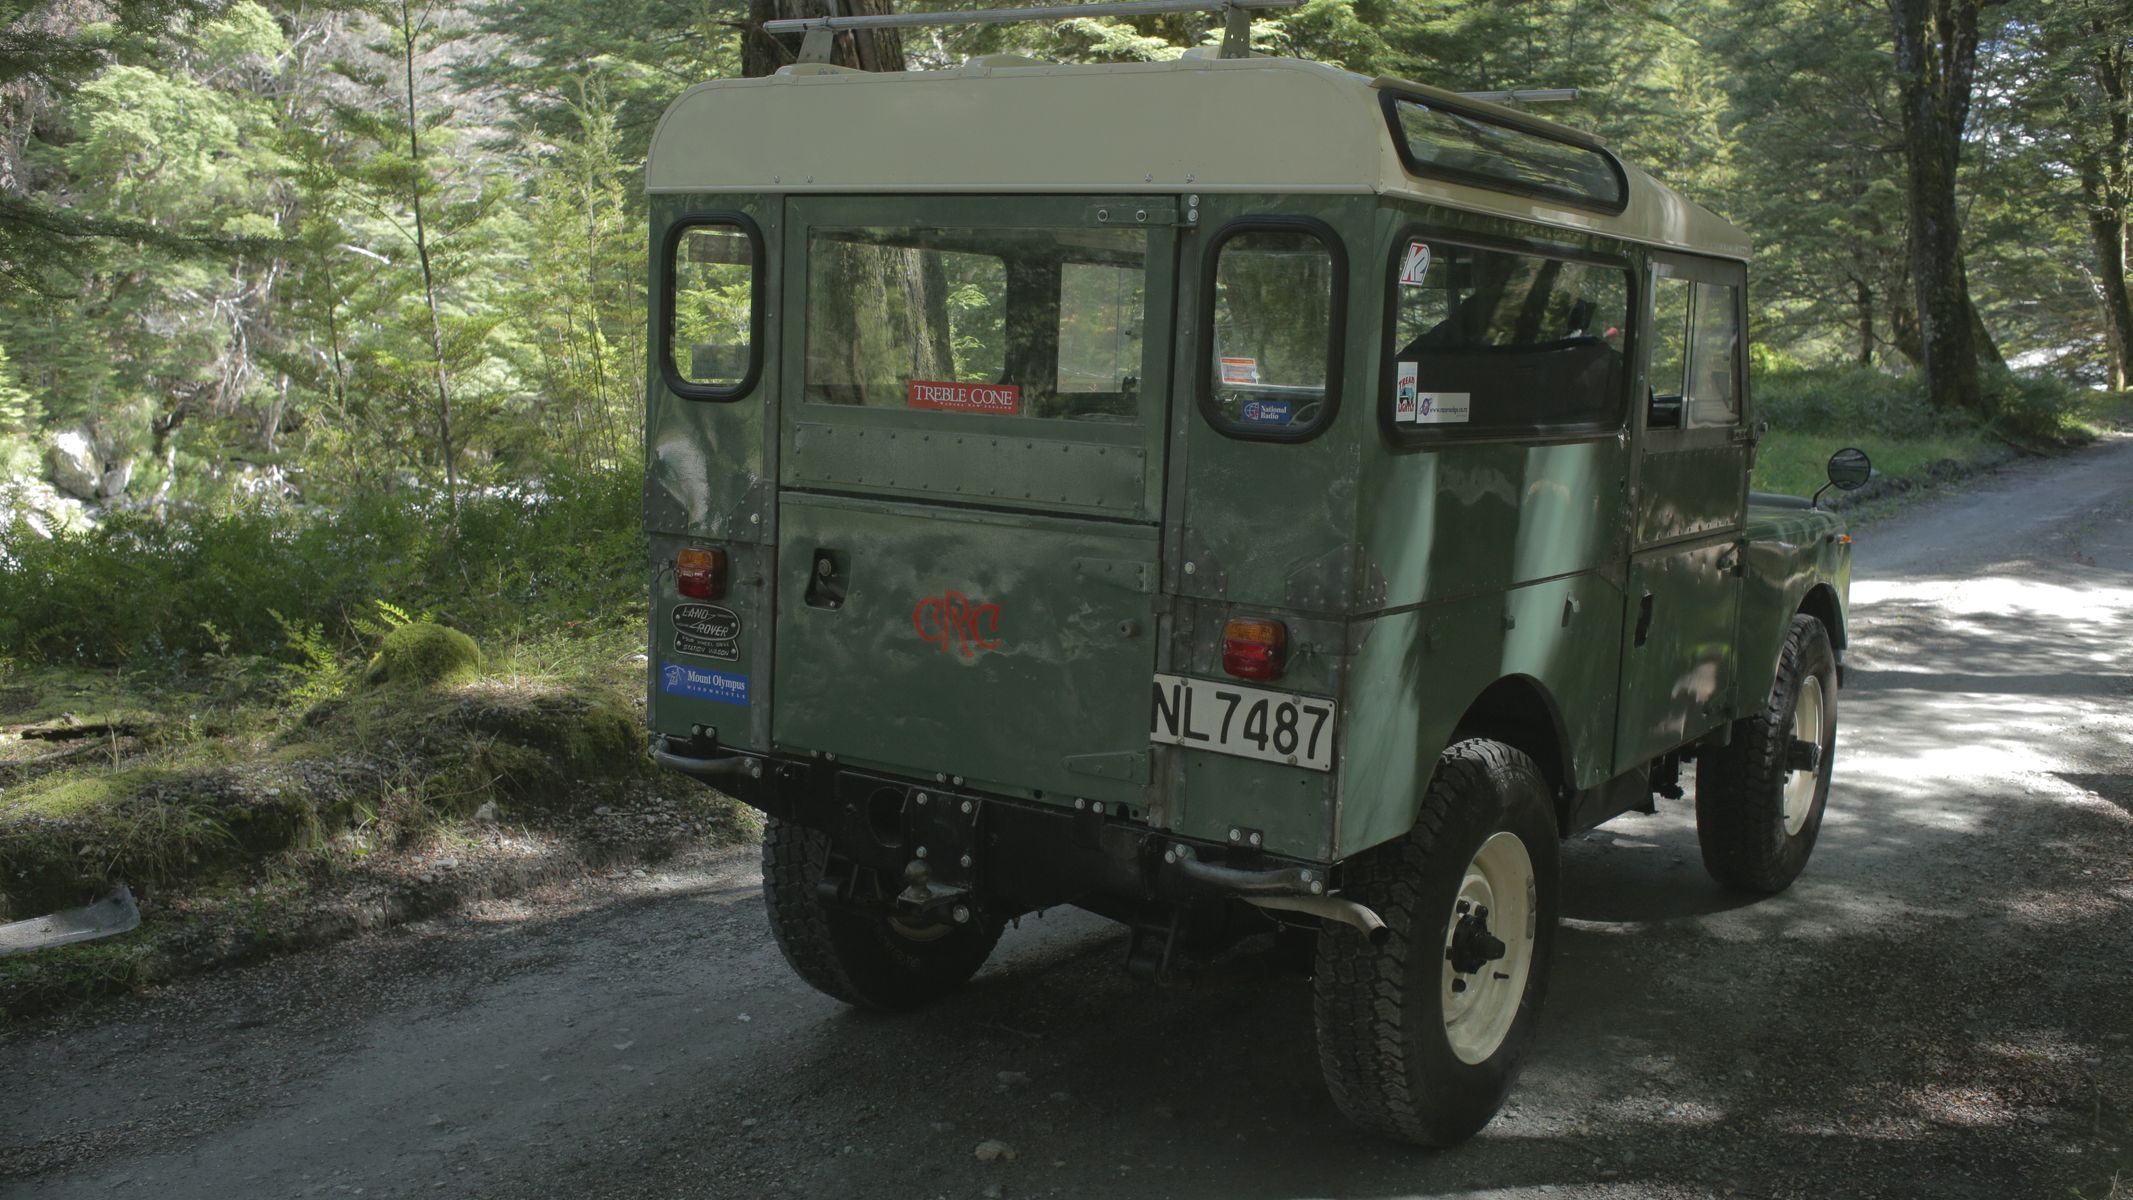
[1785,675,1826,837]
[1441,830,1537,1065]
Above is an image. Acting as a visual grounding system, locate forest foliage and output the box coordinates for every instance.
[0,0,2125,528]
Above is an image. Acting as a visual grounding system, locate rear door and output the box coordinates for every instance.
[771,197,1179,807]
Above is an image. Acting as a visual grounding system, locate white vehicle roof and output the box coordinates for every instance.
[648,54,1751,261]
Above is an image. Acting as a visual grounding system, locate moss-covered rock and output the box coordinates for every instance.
[365,622,483,689]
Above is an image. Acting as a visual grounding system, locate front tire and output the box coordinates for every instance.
[1695,613,1838,894]
[761,816,1003,1011]
[1312,739,1561,1146]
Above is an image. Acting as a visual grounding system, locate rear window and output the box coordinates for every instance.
[1386,96,1626,213]
[1386,236,1629,438]
[803,226,1147,422]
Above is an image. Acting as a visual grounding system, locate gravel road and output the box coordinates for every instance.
[5,440,2131,1200]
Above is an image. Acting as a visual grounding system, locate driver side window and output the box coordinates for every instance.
[1646,271,1740,430]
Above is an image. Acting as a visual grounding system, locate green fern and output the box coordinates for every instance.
[350,599,429,642]
[269,608,343,702]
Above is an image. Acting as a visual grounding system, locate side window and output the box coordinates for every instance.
[1684,281,1741,426]
[1646,275,1691,429]
[1387,236,1628,437]
[664,218,761,400]
[1205,224,1343,438]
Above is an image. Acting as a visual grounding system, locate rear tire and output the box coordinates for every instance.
[1695,613,1838,893]
[1312,739,1560,1146]
[761,816,1003,1011]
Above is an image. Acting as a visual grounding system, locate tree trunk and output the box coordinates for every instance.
[1889,0,2000,416]
[1888,267,1926,367]
[1854,278,1875,367]
[398,0,459,520]
[901,250,953,379]
[2076,79,2133,389]
[745,0,905,78]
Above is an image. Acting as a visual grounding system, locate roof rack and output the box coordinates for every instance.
[1456,88,1580,105]
[762,3,1584,107]
[763,0,1305,63]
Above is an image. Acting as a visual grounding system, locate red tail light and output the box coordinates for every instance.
[1222,617,1286,681]
[676,547,727,599]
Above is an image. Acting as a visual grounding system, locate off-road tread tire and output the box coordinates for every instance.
[1696,613,1838,894]
[1312,739,1559,1147]
[761,816,1002,1012]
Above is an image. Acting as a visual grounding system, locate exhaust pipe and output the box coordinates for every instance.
[1247,893,1390,945]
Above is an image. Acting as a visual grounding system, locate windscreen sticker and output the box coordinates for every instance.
[659,661,749,706]
[1240,399,1293,426]
[1398,241,1432,286]
[1415,391,1471,424]
[1393,361,1420,422]
[671,602,741,662]
[908,380,1021,415]
[1219,357,1260,384]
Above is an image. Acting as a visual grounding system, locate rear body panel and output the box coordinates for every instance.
[771,493,1159,808]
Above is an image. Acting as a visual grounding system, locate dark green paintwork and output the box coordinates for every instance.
[643,187,1851,868]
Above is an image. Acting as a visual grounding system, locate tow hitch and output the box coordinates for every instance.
[892,859,976,926]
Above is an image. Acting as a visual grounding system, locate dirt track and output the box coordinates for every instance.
[5,440,2131,1200]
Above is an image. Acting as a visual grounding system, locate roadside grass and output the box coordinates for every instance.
[0,471,750,1020]
[0,648,741,1019]
[1752,430,1999,499]
[1750,365,2114,501]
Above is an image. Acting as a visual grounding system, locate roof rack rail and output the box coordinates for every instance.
[763,0,1305,63]
[1456,88,1580,105]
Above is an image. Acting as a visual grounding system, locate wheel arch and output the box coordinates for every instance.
[1797,582,1846,651]
[1447,673,1573,811]
[1738,581,1848,709]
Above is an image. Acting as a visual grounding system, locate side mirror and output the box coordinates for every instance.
[1813,446,1872,507]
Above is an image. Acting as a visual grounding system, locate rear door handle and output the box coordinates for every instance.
[804,548,848,609]
[1634,592,1655,647]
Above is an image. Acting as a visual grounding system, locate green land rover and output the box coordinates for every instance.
[642,41,1865,1145]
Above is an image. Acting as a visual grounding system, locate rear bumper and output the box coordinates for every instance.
[651,736,1330,918]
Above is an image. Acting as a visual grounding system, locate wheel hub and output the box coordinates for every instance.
[1445,904,1508,976]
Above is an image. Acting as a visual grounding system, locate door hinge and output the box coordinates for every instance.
[1083,201,1179,229]
[1071,556,1155,594]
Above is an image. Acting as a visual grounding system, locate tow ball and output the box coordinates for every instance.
[1445,900,1508,994]
[894,858,975,925]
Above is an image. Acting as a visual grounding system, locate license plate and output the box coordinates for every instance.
[1149,673,1337,772]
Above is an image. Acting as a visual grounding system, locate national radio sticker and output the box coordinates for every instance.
[1241,399,1292,426]
[1393,361,1420,422]
[671,602,741,661]
[1397,241,1432,287]
[659,661,749,706]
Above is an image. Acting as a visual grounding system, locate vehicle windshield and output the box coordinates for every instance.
[804,225,1148,422]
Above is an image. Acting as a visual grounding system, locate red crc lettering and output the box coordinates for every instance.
[912,590,1003,657]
